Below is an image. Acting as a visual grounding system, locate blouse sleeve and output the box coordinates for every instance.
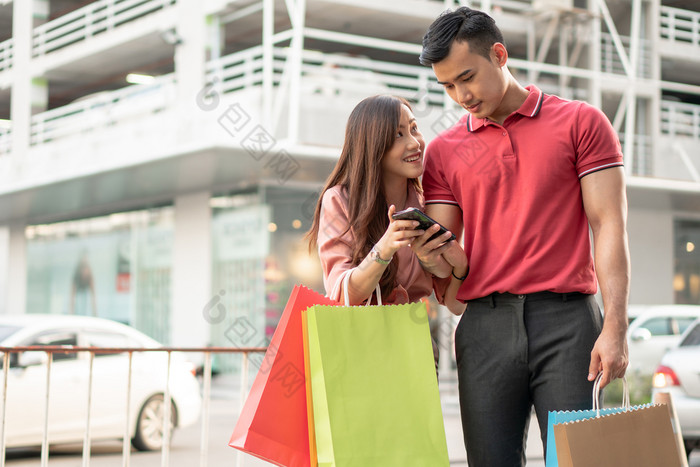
[318,187,356,302]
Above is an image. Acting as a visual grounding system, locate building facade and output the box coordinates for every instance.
[0,0,698,357]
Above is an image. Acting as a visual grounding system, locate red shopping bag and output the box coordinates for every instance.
[229,285,338,466]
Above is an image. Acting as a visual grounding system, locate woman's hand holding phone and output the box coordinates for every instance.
[371,205,425,263]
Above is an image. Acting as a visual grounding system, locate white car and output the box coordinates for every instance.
[652,318,700,457]
[0,314,201,451]
[626,305,700,376]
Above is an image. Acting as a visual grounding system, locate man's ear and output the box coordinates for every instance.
[492,43,508,67]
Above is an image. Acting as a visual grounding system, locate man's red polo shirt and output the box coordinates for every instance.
[422,85,623,301]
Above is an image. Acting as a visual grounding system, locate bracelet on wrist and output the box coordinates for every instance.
[452,266,469,281]
[370,245,392,265]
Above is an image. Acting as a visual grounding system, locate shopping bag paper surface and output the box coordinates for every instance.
[229,285,337,467]
[304,302,449,466]
[545,406,631,466]
[553,403,682,467]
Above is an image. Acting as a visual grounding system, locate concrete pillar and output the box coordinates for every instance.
[10,0,49,156]
[171,191,211,348]
[174,1,207,113]
[5,223,27,314]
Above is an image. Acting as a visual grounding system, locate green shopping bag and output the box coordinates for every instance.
[302,273,449,467]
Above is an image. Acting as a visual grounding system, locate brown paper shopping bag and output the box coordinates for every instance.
[553,375,683,467]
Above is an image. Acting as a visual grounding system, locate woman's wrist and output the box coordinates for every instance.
[370,244,393,265]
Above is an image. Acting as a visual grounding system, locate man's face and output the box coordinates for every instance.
[432,40,508,122]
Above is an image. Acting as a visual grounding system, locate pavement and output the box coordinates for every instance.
[212,372,546,466]
[6,371,697,466]
[213,370,700,467]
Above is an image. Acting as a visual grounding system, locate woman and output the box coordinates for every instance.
[307,95,466,314]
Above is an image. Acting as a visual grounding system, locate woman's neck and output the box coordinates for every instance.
[384,179,409,211]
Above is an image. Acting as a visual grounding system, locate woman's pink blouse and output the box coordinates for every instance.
[318,185,433,304]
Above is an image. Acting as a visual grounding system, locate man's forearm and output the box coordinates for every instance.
[594,223,630,335]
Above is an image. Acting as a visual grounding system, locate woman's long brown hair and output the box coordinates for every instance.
[306,95,422,299]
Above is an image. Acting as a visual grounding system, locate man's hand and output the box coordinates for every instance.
[588,326,628,388]
[410,225,454,278]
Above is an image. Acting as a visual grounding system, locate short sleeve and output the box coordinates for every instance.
[574,103,624,178]
[422,139,459,206]
[318,187,355,301]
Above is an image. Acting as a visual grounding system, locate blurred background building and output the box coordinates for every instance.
[0,0,698,372]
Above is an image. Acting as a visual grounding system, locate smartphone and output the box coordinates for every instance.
[391,207,456,243]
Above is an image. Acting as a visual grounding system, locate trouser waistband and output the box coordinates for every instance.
[470,291,590,307]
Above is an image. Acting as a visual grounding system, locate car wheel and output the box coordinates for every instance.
[131,394,177,451]
[685,440,694,458]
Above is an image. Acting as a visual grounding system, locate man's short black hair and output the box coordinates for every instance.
[420,7,505,66]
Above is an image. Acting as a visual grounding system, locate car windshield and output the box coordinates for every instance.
[0,325,21,344]
[679,323,700,347]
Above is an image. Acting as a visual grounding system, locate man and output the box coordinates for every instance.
[413,7,630,465]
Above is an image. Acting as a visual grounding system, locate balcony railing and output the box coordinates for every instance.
[32,0,177,57]
[661,99,700,140]
[0,39,12,74]
[205,46,445,106]
[620,133,653,178]
[661,5,700,48]
[30,75,176,145]
[0,345,265,467]
[0,122,10,156]
[600,32,652,79]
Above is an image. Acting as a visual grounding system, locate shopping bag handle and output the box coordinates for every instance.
[343,269,382,306]
[592,373,629,417]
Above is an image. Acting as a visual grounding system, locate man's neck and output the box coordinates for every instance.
[488,78,529,125]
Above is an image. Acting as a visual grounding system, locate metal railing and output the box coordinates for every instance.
[0,346,266,467]
[661,99,700,140]
[30,75,176,145]
[205,46,445,104]
[600,32,652,79]
[620,133,653,178]
[0,38,12,74]
[0,123,10,156]
[32,0,177,57]
[661,5,700,48]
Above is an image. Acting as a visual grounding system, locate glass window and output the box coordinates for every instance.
[28,331,78,361]
[639,317,671,336]
[25,207,174,344]
[674,220,700,304]
[83,330,138,357]
[680,323,700,347]
[209,186,325,376]
[675,317,698,335]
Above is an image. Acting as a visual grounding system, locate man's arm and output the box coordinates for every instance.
[411,204,464,277]
[581,166,630,388]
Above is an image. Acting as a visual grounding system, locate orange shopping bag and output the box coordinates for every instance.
[229,285,338,466]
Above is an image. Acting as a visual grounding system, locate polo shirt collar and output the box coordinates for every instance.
[466,85,544,132]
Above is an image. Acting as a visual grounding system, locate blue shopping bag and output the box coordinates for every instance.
[545,376,652,466]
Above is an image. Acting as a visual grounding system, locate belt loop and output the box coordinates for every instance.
[489,293,495,308]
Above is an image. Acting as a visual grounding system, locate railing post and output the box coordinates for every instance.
[1,353,9,467]
[160,351,172,467]
[122,351,133,467]
[82,352,95,467]
[199,352,212,467]
[237,353,249,467]
[41,353,53,467]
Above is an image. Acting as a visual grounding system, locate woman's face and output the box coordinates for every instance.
[381,104,425,183]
